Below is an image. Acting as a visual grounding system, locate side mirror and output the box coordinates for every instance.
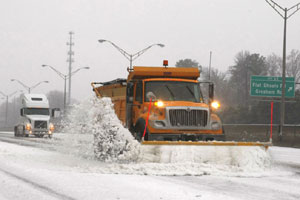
[209,83,214,101]
[128,96,133,103]
[146,91,157,102]
[51,108,61,118]
[20,108,24,116]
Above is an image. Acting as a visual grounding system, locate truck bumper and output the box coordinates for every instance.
[25,129,52,136]
[148,133,225,141]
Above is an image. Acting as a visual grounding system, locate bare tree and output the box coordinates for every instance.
[229,51,267,106]
[266,50,300,89]
[266,53,282,76]
[47,90,64,110]
[175,59,201,68]
[287,49,300,83]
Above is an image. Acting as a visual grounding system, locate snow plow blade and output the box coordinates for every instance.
[141,141,272,149]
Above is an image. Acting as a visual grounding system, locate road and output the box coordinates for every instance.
[0,131,300,200]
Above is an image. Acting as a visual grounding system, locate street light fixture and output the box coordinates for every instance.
[41,64,89,110]
[10,79,49,93]
[98,39,165,70]
[265,0,300,138]
[0,90,23,126]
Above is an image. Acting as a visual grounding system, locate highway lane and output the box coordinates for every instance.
[1,131,300,200]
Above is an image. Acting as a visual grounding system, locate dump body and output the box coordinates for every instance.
[93,66,224,141]
[95,79,127,124]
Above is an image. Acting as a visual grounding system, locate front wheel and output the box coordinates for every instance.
[14,126,18,137]
[134,120,149,142]
[15,125,25,137]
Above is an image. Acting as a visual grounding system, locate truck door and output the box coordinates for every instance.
[126,82,134,129]
[133,81,143,125]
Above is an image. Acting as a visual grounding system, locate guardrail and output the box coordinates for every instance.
[223,124,300,148]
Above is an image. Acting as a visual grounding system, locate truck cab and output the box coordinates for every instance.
[14,94,57,138]
[126,67,223,141]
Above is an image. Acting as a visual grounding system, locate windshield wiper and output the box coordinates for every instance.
[165,85,175,100]
[186,85,198,102]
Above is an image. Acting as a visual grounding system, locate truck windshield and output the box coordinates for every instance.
[145,81,203,102]
[24,108,50,115]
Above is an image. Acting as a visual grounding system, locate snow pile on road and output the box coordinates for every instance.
[140,145,270,168]
[91,97,140,162]
[62,96,140,162]
[130,145,271,176]
[59,97,95,158]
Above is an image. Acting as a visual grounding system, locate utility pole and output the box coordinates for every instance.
[67,31,74,105]
[265,0,300,139]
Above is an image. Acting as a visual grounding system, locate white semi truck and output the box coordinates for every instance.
[14,93,59,138]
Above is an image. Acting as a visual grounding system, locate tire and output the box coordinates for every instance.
[21,126,26,137]
[14,126,18,137]
[134,120,149,142]
[15,125,24,137]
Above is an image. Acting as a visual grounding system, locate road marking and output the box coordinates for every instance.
[0,167,76,200]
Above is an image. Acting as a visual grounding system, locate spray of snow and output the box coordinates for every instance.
[59,96,271,176]
[61,96,140,162]
[91,97,140,162]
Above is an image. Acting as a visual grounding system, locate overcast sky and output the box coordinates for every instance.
[0,0,300,102]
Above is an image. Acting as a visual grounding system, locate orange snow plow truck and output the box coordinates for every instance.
[92,65,224,141]
[92,64,271,148]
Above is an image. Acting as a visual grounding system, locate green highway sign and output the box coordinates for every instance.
[250,75,295,98]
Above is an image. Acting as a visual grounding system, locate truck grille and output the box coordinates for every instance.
[34,121,47,129]
[169,109,208,127]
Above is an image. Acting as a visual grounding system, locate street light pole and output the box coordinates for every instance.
[98,39,165,70]
[30,81,49,92]
[11,79,49,94]
[0,90,22,126]
[42,64,67,111]
[10,79,30,93]
[208,51,212,80]
[42,64,89,111]
[265,0,300,138]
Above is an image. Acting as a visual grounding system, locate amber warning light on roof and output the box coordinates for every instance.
[163,60,168,67]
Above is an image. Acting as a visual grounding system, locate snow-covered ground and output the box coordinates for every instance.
[0,139,299,200]
[0,97,299,199]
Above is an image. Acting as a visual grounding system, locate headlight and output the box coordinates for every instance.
[211,122,221,130]
[211,101,220,109]
[154,101,164,107]
[154,121,166,128]
[49,123,55,132]
[25,123,31,131]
